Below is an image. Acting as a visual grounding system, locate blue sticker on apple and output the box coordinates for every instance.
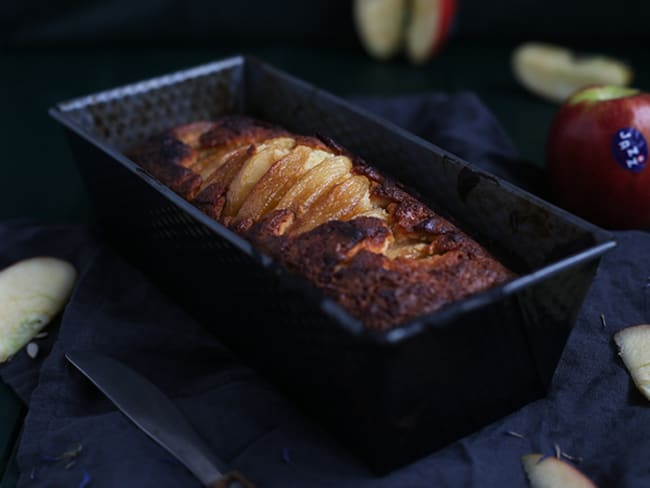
[611,127,647,173]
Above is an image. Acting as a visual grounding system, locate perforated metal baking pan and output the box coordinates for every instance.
[50,55,616,472]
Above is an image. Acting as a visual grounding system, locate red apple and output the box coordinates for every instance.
[546,85,650,229]
[406,0,457,64]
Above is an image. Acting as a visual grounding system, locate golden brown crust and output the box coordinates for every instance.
[170,121,216,147]
[198,115,287,148]
[192,182,227,220]
[130,133,203,198]
[131,116,515,330]
[293,135,333,152]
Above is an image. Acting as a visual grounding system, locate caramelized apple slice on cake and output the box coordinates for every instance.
[191,146,253,219]
[236,146,332,222]
[169,122,249,179]
[292,175,372,234]
[224,137,296,217]
[384,240,430,260]
[189,116,289,178]
[356,206,390,221]
[275,156,353,215]
[192,147,245,180]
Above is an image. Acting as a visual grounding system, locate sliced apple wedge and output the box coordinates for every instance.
[521,454,596,488]
[191,147,244,180]
[292,175,371,234]
[236,146,332,222]
[354,0,407,60]
[274,156,353,215]
[406,0,457,64]
[614,324,650,400]
[512,42,634,103]
[224,137,295,217]
[0,257,77,362]
[199,145,252,192]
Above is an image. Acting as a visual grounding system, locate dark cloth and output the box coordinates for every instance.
[354,93,549,197]
[1,94,649,487]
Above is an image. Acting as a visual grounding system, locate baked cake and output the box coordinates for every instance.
[131,115,515,329]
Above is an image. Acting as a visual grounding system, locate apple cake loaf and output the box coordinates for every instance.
[131,115,515,329]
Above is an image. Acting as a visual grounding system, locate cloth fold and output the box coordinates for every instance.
[352,92,550,198]
[1,93,649,487]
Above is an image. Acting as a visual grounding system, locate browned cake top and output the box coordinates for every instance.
[131,115,515,330]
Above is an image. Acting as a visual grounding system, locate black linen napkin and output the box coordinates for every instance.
[353,92,550,198]
[1,94,649,487]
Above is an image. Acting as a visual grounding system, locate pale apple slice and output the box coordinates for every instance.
[224,137,295,217]
[614,324,650,400]
[0,257,77,362]
[512,42,634,103]
[291,175,371,235]
[354,0,407,60]
[236,146,332,222]
[521,454,596,488]
[192,146,257,219]
[173,122,242,178]
[274,156,353,215]
[405,0,457,64]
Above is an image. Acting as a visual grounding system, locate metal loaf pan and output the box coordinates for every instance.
[50,56,616,473]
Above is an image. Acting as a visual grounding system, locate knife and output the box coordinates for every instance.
[65,351,255,488]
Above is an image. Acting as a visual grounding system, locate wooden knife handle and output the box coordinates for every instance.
[208,471,256,488]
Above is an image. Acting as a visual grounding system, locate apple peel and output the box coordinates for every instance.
[406,0,456,64]
[614,324,650,400]
[0,257,77,362]
[521,454,597,488]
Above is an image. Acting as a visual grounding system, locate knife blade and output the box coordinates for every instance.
[65,351,255,488]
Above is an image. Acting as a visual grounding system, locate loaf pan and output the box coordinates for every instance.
[49,55,616,473]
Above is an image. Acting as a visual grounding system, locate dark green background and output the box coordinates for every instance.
[2,0,650,484]
[2,42,647,222]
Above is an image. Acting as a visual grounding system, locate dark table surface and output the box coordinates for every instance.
[1,40,647,486]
